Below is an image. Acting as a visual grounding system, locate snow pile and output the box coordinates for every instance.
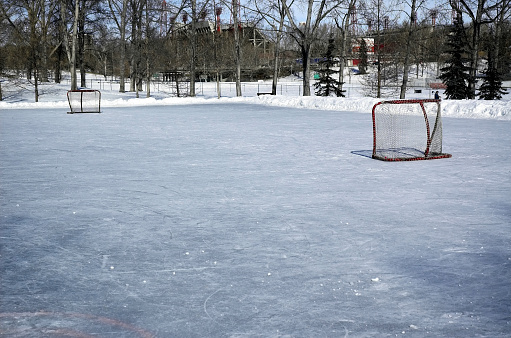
[255,95,381,114]
[1,77,510,120]
[0,100,69,110]
[1,94,510,121]
[442,99,511,119]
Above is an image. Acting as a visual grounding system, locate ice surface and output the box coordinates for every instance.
[1,103,510,337]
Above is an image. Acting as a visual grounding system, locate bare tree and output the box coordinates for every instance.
[145,0,151,97]
[399,0,420,99]
[283,0,343,96]
[184,0,211,97]
[221,0,243,96]
[489,0,511,76]
[0,2,14,101]
[77,0,103,88]
[63,0,80,90]
[129,0,143,95]
[334,0,357,95]
[108,0,128,92]
[359,0,399,98]
[454,0,500,98]
[1,0,58,99]
[253,0,287,95]
[37,1,57,83]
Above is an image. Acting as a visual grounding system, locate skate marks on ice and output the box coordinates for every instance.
[0,311,154,337]
[1,106,510,336]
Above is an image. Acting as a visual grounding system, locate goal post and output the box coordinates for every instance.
[371,99,451,161]
[67,89,101,114]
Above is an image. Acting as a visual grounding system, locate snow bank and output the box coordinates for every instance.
[255,96,510,120]
[1,82,509,120]
[442,100,511,119]
[0,100,69,110]
[255,95,381,114]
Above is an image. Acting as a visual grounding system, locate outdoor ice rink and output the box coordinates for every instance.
[1,103,510,337]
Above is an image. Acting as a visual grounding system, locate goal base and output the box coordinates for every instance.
[67,111,101,114]
[372,148,452,162]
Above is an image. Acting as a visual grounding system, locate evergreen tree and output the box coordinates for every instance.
[478,32,508,100]
[358,38,368,75]
[439,17,471,99]
[314,37,345,97]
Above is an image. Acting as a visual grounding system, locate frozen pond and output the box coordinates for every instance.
[1,104,510,337]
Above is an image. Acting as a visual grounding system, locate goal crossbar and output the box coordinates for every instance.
[371,99,451,161]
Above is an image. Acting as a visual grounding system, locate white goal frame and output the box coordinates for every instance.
[371,99,451,161]
[67,89,101,114]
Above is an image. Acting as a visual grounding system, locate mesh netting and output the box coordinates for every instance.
[372,100,451,161]
[67,90,101,114]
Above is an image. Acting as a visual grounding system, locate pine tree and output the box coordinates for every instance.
[478,33,508,100]
[439,16,471,100]
[314,37,345,97]
[358,38,368,75]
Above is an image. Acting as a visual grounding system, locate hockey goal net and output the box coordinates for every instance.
[372,99,451,161]
[67,89,101,114]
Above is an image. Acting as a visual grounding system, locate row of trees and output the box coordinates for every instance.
[1,0,510,101]
[440,0,510,99]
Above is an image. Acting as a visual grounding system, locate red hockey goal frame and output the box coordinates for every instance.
[371,99,451,161]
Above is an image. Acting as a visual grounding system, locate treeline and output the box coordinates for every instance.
[0,0,510,101]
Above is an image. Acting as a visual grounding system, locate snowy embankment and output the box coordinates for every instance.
[256,95,511,120]
[1,75,510,120]
[1,95,510,120]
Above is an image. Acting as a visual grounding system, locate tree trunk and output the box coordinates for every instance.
[79,0,86,88]
[70,2,78,91]
[117,0,128,92]
[34,69,39,102]
[337,0,356,94]
[39,1,55,83]
[271,6,286,95]
[271,35,281,95]
[301,44,311,96]
[213,29,221,98]
[337,29,346,91]
[216,71,221,98]
[130,1,139,93]
[189,0,197,97]
[493,0,510,75]
[55,41,63,83]
[136,7,143,96]
[40,25,49,82]
[233,0,242,96]
[400,0,417,99]
[377,61,382,98]
[119,21,126,91]
[62,0,80,91]
[145,0,150,98]
[29,5,40,100]
[468,24,481,99]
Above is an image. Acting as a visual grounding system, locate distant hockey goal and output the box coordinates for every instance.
[67,89,101,114]
[372,99,451,161]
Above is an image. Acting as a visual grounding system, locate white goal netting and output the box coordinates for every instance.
[372,99,451,161]
[67,90,101,114]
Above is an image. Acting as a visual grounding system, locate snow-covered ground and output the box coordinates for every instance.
[1,75,510,336]
[1,72,510,120]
